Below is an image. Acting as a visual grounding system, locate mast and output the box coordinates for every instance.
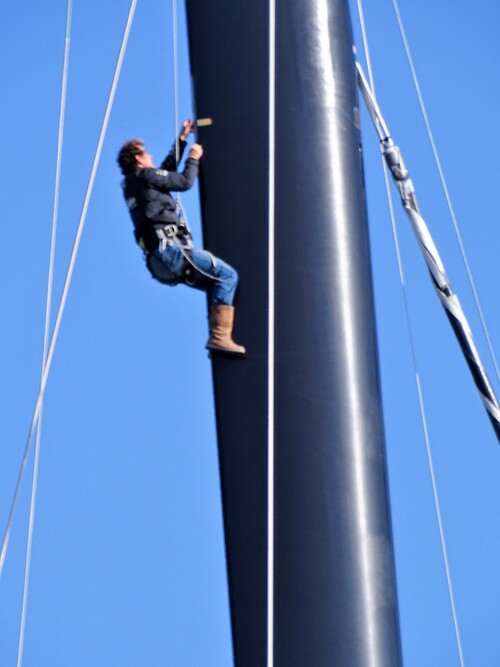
[185,1,402,665]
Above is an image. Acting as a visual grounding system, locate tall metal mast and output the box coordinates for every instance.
[186,1,402,665]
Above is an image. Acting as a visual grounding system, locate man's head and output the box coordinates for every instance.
[117,139,154,175]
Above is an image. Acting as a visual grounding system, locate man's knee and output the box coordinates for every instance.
[215,259,238,283]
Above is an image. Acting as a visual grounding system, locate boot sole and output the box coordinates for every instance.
[206,343,246,358]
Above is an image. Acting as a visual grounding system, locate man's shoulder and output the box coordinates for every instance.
[135,167,170,180]
[124,168,154,185]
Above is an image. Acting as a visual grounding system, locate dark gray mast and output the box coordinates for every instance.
[185,1,402,665]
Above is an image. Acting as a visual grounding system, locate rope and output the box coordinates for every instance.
[16,4,73,664]
[356,0,375,91]
[267,0,276,665]
[0,0,138,579]
[391,0,500,386]
[170,0,192,242]
[355,6,465,664]
[172,0,180,165]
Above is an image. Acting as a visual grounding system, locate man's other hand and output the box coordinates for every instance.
[188,143,203,160]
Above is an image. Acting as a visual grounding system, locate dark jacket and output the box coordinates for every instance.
[122,139,198,251]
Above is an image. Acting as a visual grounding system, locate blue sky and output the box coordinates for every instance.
[1,1,499,665]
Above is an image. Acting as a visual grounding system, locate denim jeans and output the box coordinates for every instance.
[151,242,239,306]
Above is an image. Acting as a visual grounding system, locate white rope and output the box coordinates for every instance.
[171,0,186,224]
[16,4,73,664]
[391,0,500,386]
[267,0,276,665]
[356,0,375,91]
[172,0,180,164]
[356,5,465,665]
[0,0,138,579]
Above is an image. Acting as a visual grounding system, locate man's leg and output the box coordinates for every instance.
[187,248,238,305]
[188,248,246,357]
[147,243,185,284]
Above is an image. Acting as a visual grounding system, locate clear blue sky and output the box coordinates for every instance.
[1,1,499,665]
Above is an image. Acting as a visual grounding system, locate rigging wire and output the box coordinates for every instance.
[382,159,466,667]
[171,0,187,227]
[267,1,276,666]
[16,4,73,664]
[0,0,138,579]
[391,0,500,386]
[172,0,180,164]
[355,3,465,665]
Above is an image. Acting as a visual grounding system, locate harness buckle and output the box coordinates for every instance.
[155,224,179,251]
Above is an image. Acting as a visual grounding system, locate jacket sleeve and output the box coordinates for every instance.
[160,138,187,171]
[141,157,198,193]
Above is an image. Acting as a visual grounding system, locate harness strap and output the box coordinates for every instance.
[182,248,223,284]
[141,225,222,286]
[155,223,193,250]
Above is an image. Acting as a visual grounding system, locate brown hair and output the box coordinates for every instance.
[117,139,145,175]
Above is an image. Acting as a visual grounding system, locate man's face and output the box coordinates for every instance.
[136,147,155,169]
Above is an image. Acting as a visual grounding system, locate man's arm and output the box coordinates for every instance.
[144,144,203,192]
[160,139,186,172]
[160,119,195,171]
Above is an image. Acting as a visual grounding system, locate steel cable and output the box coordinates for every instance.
[0,0,138,580]
[16,4,73,665]
[355,3,466,664]
[391,0,500,387]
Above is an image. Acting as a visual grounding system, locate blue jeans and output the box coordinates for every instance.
[149,242,239,306]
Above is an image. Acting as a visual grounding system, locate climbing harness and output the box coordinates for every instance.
[156,221,192,249]
[141,223,222,288]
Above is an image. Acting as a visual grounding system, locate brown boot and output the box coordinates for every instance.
[206,305,246,357]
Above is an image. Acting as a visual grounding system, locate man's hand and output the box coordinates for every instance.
[188,143,203,160]
[179,119,195,141]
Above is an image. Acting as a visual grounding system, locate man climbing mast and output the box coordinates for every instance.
[117,119,246,357]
